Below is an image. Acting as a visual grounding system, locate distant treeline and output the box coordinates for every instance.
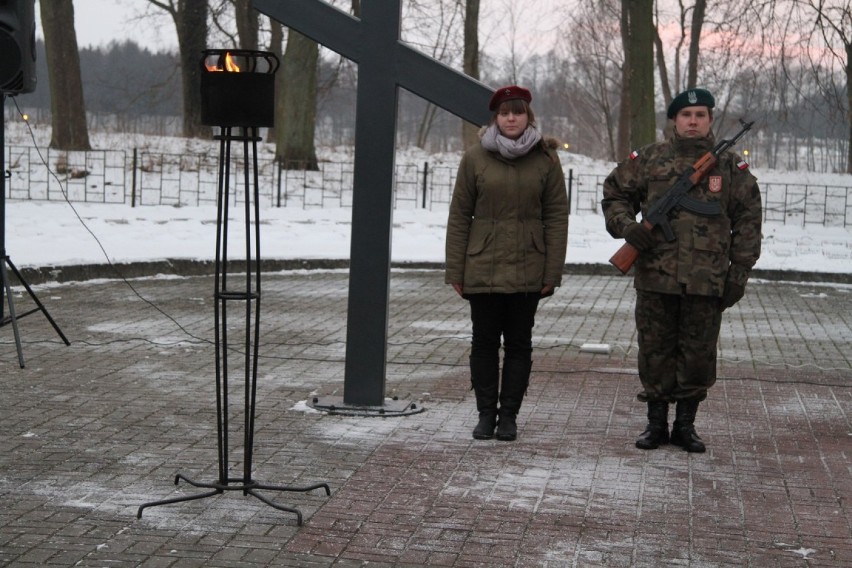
[17,41,182,118]
[7,40,849,171]
[10,40,463,149]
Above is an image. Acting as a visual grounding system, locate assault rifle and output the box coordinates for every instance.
[609,119,754,274]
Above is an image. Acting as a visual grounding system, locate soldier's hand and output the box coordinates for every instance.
[623,222,655,251]
[721,280,746,310]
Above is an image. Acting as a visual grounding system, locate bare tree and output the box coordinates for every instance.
[461,0,481,148]
[652,1,761,136]
[404,0,465,148]
[234,0,259,50]
[624,0,655,147]
[796,0,851,172]
[39,0,90,150]
[559,0,623,160]
[207,0,257,50]
[274,30,319,169]
[686,0,706,87]
[266,19,283,142]
[617,1,631,156]
[270,0,362,167]
[145,0,208,138]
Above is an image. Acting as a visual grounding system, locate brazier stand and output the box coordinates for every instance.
[138,50,330,524]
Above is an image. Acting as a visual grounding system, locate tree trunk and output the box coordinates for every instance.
[686,0,706,88]
[626,0,655,148]
[39,0,90,150]
[416,102,438,148]
[461,0,481,149]
[654,27,672,108]
[846,41,851,174]
[616,0,630,157]
[275,30,319,169]
[235,0,258,50]
[174,0,208,138]
[266,20,284,142]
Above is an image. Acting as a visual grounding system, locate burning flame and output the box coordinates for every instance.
[206,52,241,72]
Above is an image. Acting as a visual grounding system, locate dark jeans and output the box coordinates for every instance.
[468,293,541,415]
[468,293,540,365]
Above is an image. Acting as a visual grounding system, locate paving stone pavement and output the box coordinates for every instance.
[1,267,850,567]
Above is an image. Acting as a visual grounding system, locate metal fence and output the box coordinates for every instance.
[4,145,852,227]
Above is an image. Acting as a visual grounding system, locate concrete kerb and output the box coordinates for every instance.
[14,259,852,285]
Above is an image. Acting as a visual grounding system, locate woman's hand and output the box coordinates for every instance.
[452,283,464,297]
[540,283,555,297]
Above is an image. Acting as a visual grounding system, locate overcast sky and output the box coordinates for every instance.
[36,0,568,57]
[37,0,178,52]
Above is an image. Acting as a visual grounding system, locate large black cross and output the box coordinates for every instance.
[253,0,492,406]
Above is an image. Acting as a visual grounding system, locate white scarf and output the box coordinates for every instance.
[480,123,542,159]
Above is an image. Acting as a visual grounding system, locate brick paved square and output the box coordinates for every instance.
[1,269,849,566]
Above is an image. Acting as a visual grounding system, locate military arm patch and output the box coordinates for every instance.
[737,160,749,170]
[629,150,639,160]
[709,176,722,192]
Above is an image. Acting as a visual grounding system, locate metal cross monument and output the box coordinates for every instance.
[253,0,493,409]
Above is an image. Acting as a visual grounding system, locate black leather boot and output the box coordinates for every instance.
[473,414,497,440]
[670,399,706,453]
[496,358,531,441]
[470,356,499,440]
[635,400,669,450]
[496,413,517,441]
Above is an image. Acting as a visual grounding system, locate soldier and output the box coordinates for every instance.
[601,88,762,452]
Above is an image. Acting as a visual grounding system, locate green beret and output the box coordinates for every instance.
[667,88,715,119]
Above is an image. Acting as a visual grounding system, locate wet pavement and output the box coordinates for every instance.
[1,266,850,567]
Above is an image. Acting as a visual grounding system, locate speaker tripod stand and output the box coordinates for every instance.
[1,93,70,368]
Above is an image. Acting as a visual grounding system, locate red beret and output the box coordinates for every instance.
[489,85,532,111]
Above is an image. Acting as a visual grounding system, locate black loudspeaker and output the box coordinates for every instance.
[0,0,36,94]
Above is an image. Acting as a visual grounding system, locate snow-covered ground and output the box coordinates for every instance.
[3,125,851,275]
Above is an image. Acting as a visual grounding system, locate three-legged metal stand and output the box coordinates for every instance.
[1,254,71,368]
[1,94,70,368]
[138,126,330,524]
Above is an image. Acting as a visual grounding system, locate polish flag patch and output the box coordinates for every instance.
[737,160,749,170]
[629,150,639,160]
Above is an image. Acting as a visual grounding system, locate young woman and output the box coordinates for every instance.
[445,85,569,441]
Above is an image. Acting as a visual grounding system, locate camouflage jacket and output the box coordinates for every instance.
[445,138,569,294]
[601,132,762,297]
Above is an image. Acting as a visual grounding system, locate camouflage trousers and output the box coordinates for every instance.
[634,289,722,403]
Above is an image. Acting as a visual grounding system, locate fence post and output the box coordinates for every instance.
[276,159,282,207]
[421,161,428,208]
[131,148,137,207]
[567,168,573,215]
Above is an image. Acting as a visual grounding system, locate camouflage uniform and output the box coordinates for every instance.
[602,131,762,403]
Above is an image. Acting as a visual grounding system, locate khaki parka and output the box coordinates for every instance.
[445,138,569,295]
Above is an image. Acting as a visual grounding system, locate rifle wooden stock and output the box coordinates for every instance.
[608,219,653,274]
[609,241,639,274]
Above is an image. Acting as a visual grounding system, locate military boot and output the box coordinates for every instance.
[470,356,499,440]
[670,399,706,453]
[496,358,531,441]
[635,401,669,450]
